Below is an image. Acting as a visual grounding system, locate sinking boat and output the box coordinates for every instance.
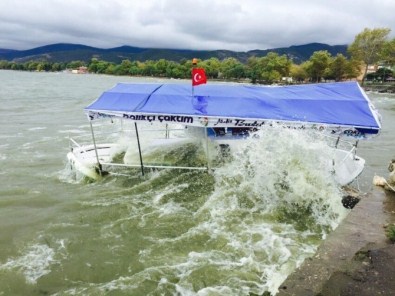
[67,81,381,185]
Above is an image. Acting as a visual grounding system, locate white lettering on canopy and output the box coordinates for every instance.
[87,111,376,139]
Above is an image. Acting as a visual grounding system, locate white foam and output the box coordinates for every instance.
[54,125,348,295]
[27,127,47,131]
[0,244,56,284]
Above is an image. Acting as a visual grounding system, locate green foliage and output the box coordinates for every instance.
[366,67,395,81]
[290,64,307,82]
[259,52,291,83]
[344,59,361,80]
[382,38,395,67]
[386,224,395,243]
[220,57,245,79]
[305,50,332,82]
[348,27,392,84]
[329,54,348,81]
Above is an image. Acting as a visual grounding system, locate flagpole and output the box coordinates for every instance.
[192,58,197,97]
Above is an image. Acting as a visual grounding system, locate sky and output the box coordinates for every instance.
[0,0,394,52]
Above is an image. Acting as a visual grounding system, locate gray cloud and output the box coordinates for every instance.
[0,0,394,51]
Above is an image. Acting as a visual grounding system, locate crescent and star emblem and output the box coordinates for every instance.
[193,73,201,82]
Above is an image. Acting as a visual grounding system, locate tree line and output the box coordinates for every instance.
[1,28,393,85]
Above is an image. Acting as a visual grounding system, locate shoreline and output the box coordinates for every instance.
[277,187,395,296]
[363,83,395,93]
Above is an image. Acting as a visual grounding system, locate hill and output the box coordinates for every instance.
[0,43,348,64]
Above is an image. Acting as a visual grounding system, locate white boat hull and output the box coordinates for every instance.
[67,144,118,180]
[67,138,365,186]
[332,149,365,186]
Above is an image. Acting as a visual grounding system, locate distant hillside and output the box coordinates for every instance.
[0,49,17,54]
[0,42,348,64]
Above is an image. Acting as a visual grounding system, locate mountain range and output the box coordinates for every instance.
[0,43,348,64]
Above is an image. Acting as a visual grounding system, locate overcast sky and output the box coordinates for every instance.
[1,0,394,51]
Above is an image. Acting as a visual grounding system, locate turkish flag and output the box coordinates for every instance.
[192,68,207,86]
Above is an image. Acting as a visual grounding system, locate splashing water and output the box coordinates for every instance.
[54,126,348,295]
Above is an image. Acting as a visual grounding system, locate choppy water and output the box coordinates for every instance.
[0,70,394,295]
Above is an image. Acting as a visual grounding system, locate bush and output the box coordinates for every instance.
[385,224,395,242]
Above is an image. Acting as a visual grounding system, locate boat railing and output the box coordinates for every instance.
[67,122,209,176]
[99,162,208,171]
[69,137,82,149]
[68,124,187,148]
[310,131,361,172]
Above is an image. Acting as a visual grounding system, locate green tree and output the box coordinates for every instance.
[290,64,307,82]
[27,61,39,71]
[246,56,261,83]
[202,58,221,79]
[155,59,168,77]
[88,58,99,73]
[117,59,133,75]
[220,58,245,80]
[348,27,391,85]
[96,60,111,74]
[305,51,332,82]
[381,38,395,68]
[329,54,348,81]
[104,63,117,75]
[344,59,361,80]
[140,60,157,76]
[67,60,85,69]
[259,52,291,83]
[0,60,10,69]
[128,61,141,76]
[51,63,62,72]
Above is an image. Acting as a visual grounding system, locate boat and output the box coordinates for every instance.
[67,81,381,185]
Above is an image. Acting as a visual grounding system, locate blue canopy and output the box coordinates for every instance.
[85,82,381,136]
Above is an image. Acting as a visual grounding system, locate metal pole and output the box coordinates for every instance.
[134,122,145,176]
[205,127,210,172]
[89,120,102,176]
[353,140,359,160]
[333,135,341,167]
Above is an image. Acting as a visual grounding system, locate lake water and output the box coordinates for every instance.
[0,70,394,295]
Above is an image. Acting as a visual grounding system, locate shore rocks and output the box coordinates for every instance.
[373,159,395,192]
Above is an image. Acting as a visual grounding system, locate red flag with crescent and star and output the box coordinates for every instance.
[192,68,207,86]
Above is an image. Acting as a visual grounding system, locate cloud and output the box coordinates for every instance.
[0,0,394,51]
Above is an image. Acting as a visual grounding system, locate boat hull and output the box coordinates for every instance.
[67,138,365,186]
[67,144,119,180]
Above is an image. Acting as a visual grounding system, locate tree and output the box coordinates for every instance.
[329,54,347,81]
[67,60,85,69]
[305,51,332,82]
[259,52,291,83]
[201,58,221,79]
[344,59,361,80]
[348,27,391,85]
[381,38,395,68]
[51,63,62,72]
[117,59,133,75]
[290,64,307,82]
[246,56,261,83]
[155,59,169,76]
[220,58,245,80]
[366,67,393,81]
